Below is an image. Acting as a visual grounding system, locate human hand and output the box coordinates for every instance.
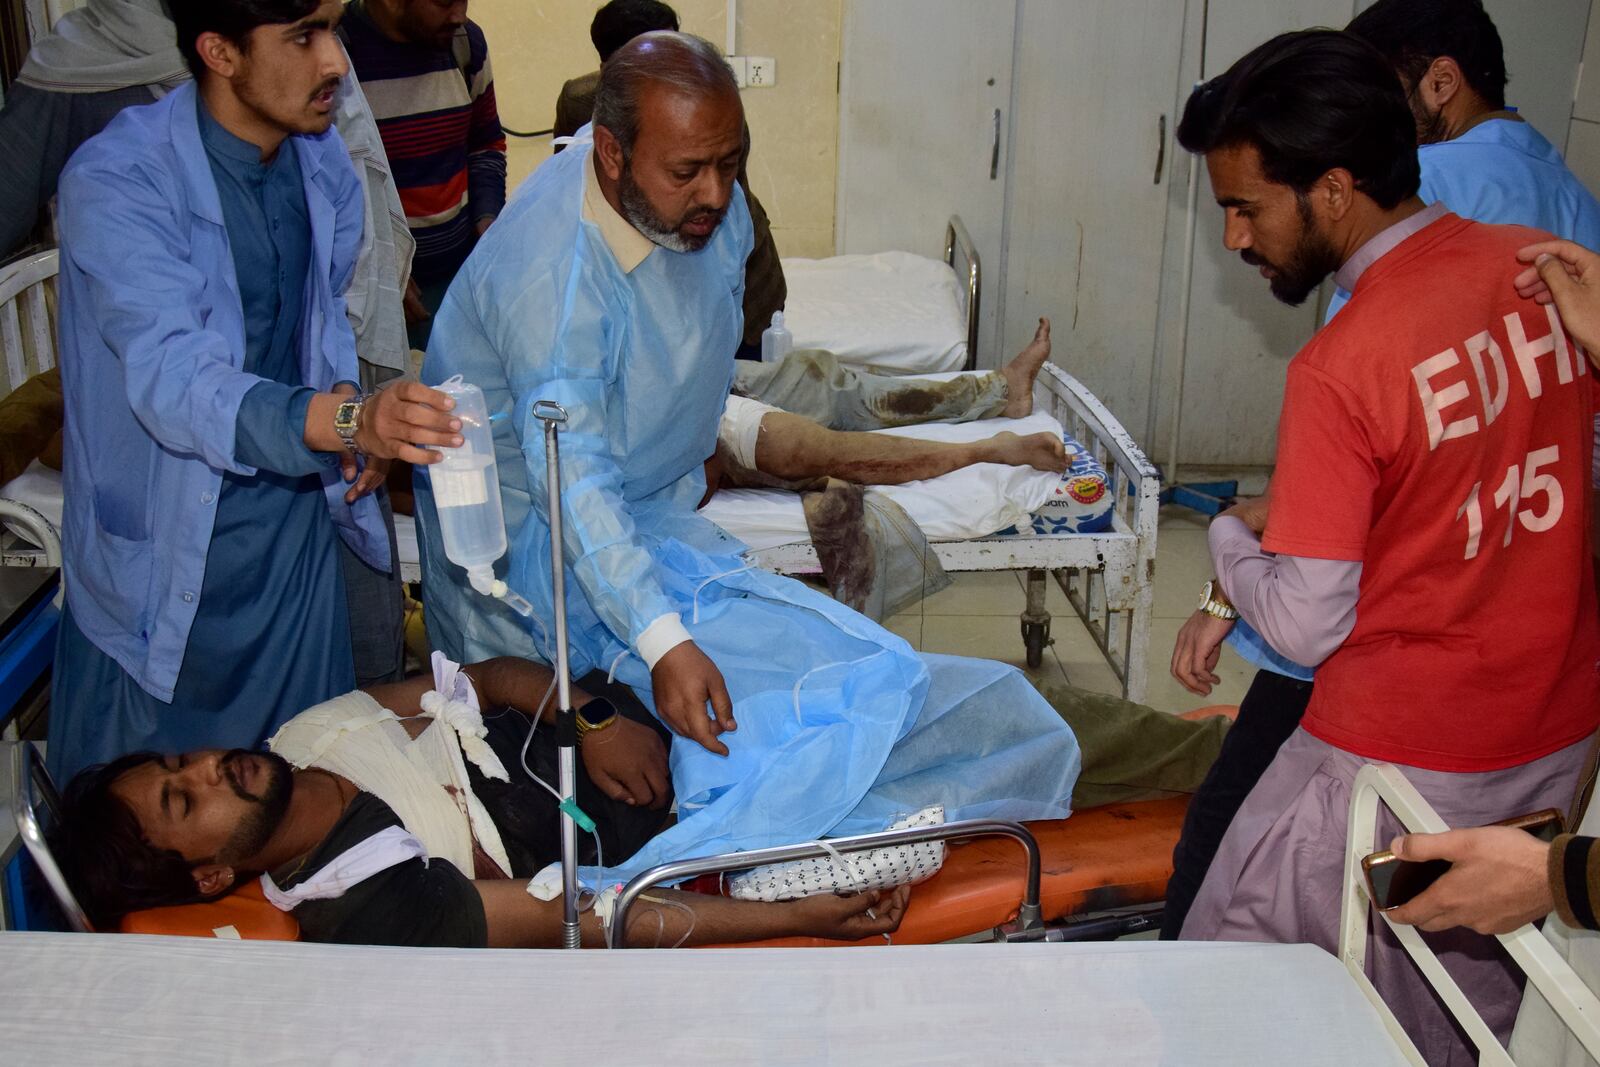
[1515,240,1600,362]
[1218,493,1269,535]
[788,885,911,941]
[354,381,462,465]
[341,454,391,504]
[1170,608,1235,696]
[699,448,724,509]
[580,715,671,808]
[475,215,495,237]
[403,278,430,325]
[650,641,736,756]
[1384,826,1554,935]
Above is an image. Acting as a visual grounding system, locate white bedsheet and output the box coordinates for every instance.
[0,934,1410,1065]
[697,412,1066,552]
[780,251,968,374]
[5,414,1079,562]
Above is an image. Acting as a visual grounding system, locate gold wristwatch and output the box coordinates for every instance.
[1197,579,1239,621]
[334,393,369,454]
[575,698,619,746]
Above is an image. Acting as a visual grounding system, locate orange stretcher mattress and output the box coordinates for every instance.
[120,880,299,940]
[718,795,1190,948]
[110,797,1188,945]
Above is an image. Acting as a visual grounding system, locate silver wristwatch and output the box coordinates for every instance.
[334,393,369,454]
[1197,579,1239,621]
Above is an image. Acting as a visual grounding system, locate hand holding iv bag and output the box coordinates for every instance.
[429,377,530,614]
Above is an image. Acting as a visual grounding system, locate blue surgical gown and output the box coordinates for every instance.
[414,138,1079,883]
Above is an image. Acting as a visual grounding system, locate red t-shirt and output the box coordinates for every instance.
[1264,213,1600,772]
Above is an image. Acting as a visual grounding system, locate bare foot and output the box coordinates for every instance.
[987,431,1066,473]
[1000,317,1052,418]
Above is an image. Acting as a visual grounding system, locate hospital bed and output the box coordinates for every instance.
[727,217,1161,698]
[713,362,1160,699]
[0,936,1413,1064]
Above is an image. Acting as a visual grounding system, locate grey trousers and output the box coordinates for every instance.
[732,349,1007,431]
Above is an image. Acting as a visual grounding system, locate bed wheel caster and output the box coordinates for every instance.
[1021,619,1052,668]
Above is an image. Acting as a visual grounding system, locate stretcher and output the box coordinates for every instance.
[10,736,1186,944]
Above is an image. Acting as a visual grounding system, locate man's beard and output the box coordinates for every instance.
[214,750,293,866]
[1241,199,1341,307]
[1408,86,1450,146]
[617,164,724,253]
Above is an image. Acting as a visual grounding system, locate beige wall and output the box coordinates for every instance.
[472,0,843,258]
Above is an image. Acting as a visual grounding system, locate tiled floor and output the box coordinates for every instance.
[883,504,1258,714]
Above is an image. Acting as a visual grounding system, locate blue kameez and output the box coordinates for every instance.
[49,99,352,779]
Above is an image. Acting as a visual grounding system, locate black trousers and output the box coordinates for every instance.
[1160,669,1314,939]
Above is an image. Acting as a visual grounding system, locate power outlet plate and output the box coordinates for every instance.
[725,54,749,88]
[745,56,776,87]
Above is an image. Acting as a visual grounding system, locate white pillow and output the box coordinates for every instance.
[780,251,968,373]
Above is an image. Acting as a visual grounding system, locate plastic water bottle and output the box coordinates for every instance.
[429,377,507,596]
[761,310,792,364]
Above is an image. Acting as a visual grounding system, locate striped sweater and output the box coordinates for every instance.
[339,8,507,283]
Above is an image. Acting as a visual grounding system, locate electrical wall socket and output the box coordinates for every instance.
[725,54,749,88]
[746,56,776,87]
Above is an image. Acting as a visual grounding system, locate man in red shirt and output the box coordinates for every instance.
[1174,30,1600,1063]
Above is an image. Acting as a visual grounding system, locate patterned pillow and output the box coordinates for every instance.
[1029,435,1114,535]
[725,805,946,903]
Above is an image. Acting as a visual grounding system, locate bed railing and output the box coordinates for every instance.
[608,819,1043,949]
[943,216,980,372]
[0,250,59,399]
[1033,363,1161,702]
[1338,763,1600,1065]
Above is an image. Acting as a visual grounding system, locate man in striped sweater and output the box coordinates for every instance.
[338,0,506,350]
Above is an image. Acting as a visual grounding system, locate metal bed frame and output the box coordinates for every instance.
[0,250,60,573]
[944,216,981,372]
[754,359,1160,702]
[608,818,1048,948]
[1337,764,1600,1064]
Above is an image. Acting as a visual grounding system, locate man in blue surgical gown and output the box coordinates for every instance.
[414,32,1078,885]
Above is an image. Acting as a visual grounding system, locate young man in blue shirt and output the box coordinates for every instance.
[49,0,460,780]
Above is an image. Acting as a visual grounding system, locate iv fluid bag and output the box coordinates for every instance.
[430,377,507,587]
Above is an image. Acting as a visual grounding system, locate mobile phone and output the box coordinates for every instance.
[1361,808,1565,912]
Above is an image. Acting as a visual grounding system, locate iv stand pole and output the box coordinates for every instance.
[534,400,582,950]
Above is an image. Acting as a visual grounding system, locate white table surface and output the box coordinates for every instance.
[0,934,1409,1065]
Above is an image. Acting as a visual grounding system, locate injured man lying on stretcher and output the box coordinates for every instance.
[52,652,1229,948]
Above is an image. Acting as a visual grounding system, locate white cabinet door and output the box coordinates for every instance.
[835,0,1017,363]
[1152,0,1364,470]
[1163,0,1593,469]
[997,0,1185,435]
